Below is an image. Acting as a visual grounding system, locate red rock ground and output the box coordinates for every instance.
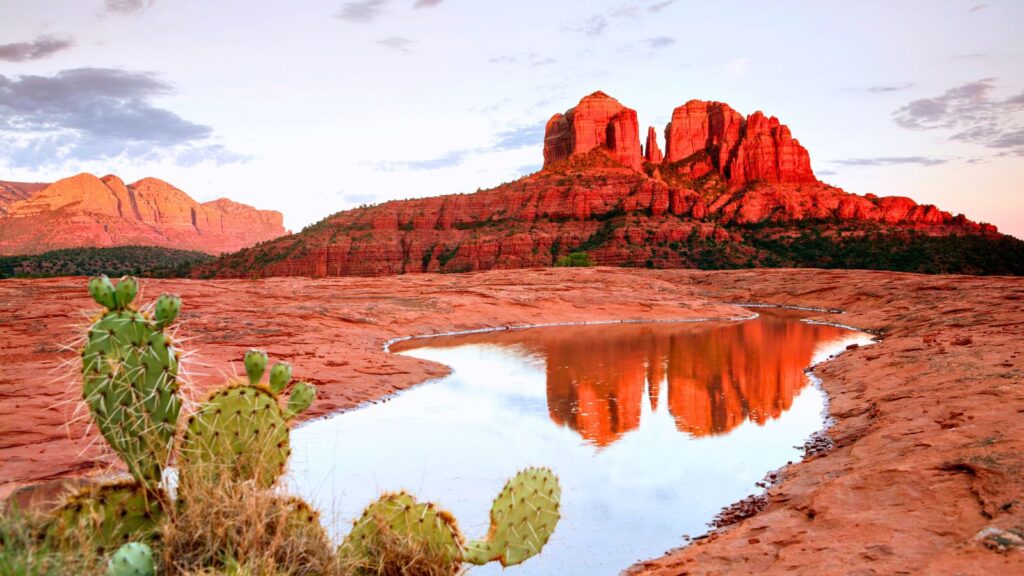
[1,268,1022,574]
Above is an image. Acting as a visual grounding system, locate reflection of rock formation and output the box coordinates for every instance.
[537,312,853,445]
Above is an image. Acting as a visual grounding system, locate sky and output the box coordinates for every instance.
[1,0,1022,237]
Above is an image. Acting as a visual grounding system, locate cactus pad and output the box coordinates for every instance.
[178,352,315,489]
[81,275,182,489]
[178,384,291,488]
[463,467,561,567]
[339,491,463,574]
[106,542,155,576]
[49,480,166,552]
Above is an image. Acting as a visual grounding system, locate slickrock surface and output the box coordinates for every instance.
[0,173,286,255]
[1,268,1022,574]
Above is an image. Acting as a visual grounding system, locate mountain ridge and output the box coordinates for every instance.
[0,173,286,255]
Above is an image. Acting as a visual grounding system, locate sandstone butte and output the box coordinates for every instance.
[0,173,286,255]
[1,269,1022,574]
[195,91,1003,278]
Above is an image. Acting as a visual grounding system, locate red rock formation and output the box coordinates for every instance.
[543,92,643,172]
[193,92,1006,278]
[661,100,814,185]
[728,112,815,185]
[0,180,47,216]
[644,126,663,164]
[664,100,745,169]
[0,173,286,255]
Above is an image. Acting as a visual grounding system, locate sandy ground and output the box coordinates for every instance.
[1,268,1022,574]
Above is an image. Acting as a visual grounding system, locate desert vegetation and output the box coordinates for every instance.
[0,246,213,279]
[0,276,561,575]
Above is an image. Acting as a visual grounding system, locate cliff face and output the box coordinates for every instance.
[197,92,1006,278]
[0,174,286,255]
[544,92,644,172]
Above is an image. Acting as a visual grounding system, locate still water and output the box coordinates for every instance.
[286,310,872,574]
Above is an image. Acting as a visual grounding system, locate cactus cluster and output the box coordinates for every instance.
[44,276,561,575]
[81,276,182,490]
[178,349,316,490]
[339,468,562,573]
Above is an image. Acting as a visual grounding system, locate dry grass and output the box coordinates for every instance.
[162,475,336,576]
[2,471,464,576]
[336,522,461,576]
[0,506,106,576]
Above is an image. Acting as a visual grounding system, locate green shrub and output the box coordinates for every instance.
[555,252,594,267]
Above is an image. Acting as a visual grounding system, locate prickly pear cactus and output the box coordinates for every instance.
[49,480,166,552]
[106,542,155,576]
[178,351,316,489]
[464,467,561,567]
[81,275,182,489]
[338,492,463,574]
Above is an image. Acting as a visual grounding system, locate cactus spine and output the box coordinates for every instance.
[178,351,316,489]
[81,275,182,489]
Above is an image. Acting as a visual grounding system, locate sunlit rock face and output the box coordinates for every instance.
[543,91,644,172]
[0,173,286,255]
[194,91,1002,278]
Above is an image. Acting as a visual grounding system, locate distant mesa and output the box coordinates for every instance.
[0,173,286,256]
[195,90,1012,278]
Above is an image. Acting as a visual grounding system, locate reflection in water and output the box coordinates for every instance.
[289,310,873,576]
[399,311,852,446]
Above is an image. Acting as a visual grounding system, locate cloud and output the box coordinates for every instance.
[952,53,987,60]
[892,78,1024,155]
[377,36,415,53]
[571,1,675,36]
[0,68,243,168]
[105,0,154,14]
[488,53,556,67]
[648,36,675,49]
[865,83,914,93]
[572,15,609,36]
[492,123,546,151]
[970,3,988,12]
[413,0,444,7]
[831,156,948,167]
[647,0,675,11]
[343,192,379,204]
[0,36,74,62]
[371,121,545,172]
[725,58,749,78]
[336,0,389,23]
